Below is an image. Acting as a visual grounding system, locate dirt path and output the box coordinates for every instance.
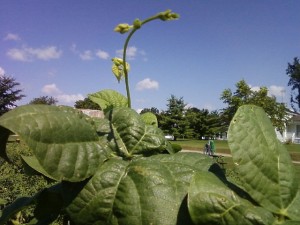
[181,149,300,165]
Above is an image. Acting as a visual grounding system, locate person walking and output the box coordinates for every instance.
[204,143,211,155]
[209,140,215,156]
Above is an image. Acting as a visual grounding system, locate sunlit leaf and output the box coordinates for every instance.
[66,153,213,225]
[140,112,158,127]
[0,105,109,182]
[228,105,299,219]
[188,171,275,225]
[88,89,128,112]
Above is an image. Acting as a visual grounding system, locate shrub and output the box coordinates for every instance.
[171,143,182,153]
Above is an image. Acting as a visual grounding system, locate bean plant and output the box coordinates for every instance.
[0,9,300,225]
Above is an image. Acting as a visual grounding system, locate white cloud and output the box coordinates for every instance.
[96,50,110,60]
[250,85,286,98]
[80,50,93,60]
[203,103,215,111]
[0,67,5,77]
[184,103,194,109]
[71,45,109,61]
[70,43,78,53]
[116,46,138,60]
[42,83,62,95]
[136,78,159,91]
[56,94,84,103]
[4,33,20,41]
[268,85,286,97]
[27,46,62,60]
[7,46,62,61]
[126,46,137,59]
[7,48,30,61]
[41,83,84,105]
[250,85,260,92]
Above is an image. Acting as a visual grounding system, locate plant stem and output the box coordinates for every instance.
[122,15,161,109]
[122,30,136,108]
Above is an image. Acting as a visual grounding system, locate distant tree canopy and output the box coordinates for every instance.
[29,96,58,105]
[157,95,226,140]
[0,75,25,116]
[74,97,101,110]
[286,57,300,112]
[140,107,159,115]
[159,95,190,140]
[185,108,226,139]
[220,79,288,133]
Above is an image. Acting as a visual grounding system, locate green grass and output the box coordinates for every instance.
[173,139,300,180]
[174,139,231,153]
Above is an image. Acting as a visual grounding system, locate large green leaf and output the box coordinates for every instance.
[285,190,300,221]
[228,105,299,218]
[281,221,300,225]
[88,89,128,112]
[105,107,168,157]
[21,155,56,180]
[65,152,213,225]
[0,105,109,182]
[188,171,275,225]
[140,112,158,127]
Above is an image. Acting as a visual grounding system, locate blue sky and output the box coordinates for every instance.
[1,1,300,112]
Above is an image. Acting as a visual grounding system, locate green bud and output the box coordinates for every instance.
[114,23,132,34]
[112,57,123,65]
[133,19,142,29]
[158,9,179,21]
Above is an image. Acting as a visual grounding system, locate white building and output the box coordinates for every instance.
[282,112,300,144]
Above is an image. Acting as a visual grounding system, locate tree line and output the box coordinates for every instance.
[1,56,300,138]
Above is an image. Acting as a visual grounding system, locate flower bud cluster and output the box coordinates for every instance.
[114,23,133,34]
[157,9,179,21]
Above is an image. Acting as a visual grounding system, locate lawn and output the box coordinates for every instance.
[174,139,230,153]
[173,139,300,181]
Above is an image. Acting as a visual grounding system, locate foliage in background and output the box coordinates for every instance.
[74,97,101,110]
[140,107,159,115]
[0,142,55,224]
[159,95,191,140]
[185,107,226,139]
[29,96,58,105]
[220,79,288,133]
[286,57,300,112]
[141,101,226,140]
[0,75,25,116]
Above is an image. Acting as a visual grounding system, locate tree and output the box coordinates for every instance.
[140,107,159,115]
[29,96,58,105]
[185,107,209,139]
[74,97,101,110]
[0,75,25,116]
[286,57,300,112]
[159,95,190,140]
[220,80,288,133]
[185,107,226,139]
